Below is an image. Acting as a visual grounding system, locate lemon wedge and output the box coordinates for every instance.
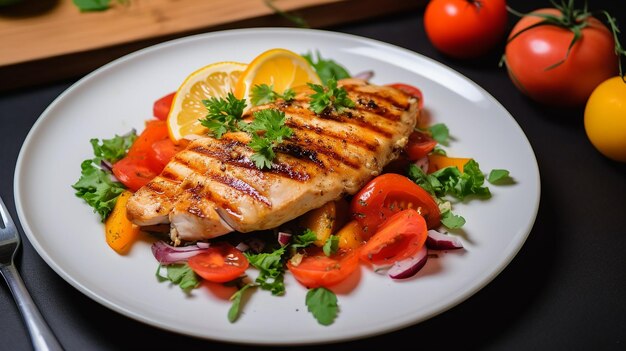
[167,61,246,144]
[234,48,321,102]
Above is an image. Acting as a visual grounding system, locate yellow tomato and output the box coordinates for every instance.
[584,77,626,162]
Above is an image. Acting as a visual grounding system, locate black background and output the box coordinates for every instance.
[1,0,625,350]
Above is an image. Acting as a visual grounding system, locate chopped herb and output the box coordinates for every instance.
[292,228,318,249]
[251,84,295,106]
[242,109,293,169]
[488,169,511,184]
[302,51,351,82]
[323,235,339,256]
[228,281,256,323]
[306,287,338,326]
[155,264,200,293]
[72,0,127,12]
[244,246,286,295]
[200,93,247,139]
[428,123,450,146]
[308,78,355,114]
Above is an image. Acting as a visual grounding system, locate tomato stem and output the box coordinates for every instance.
[505,0,625,79]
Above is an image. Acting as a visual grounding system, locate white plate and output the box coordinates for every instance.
[14,28,540,345]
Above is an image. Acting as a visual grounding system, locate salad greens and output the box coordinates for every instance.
[72,132,136,220]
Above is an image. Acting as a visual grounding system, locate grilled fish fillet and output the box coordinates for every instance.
[126,78,419,244]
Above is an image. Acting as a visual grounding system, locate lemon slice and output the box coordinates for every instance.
[167,61,247,144]
[234,48,321,102]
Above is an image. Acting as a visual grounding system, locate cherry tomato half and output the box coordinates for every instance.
[387,83,424,109]
[112,120,172,191]
[153,92,176,120]
[148,138,184,170]
[287,247,360,288]
[187,242,249,283]
[424,0,508,59]
[405,130,437,160]
[351,173,440,233]
[359,209,428,266]
[504,8,618,107]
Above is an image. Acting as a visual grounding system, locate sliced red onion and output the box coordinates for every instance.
[372,263,393,275]
[151,241,210,264]
[388,246,428,280]
[100,159,114,172]
[426,230,464,250]
[353,70,374,81]
[235,241,249,252]
[196,241,210,249]
[277,232,292,246]
[413,156,429,173]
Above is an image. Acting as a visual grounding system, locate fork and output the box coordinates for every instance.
[0,196,64,351]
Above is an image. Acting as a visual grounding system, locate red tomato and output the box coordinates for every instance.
[148,138,184,170]
[153,92,176,120]
[387,83,424,109]
[187,242,249,283]
[359,209,428,266]
[504,8,618,107]
[405,130,437,160]
[112,120,171,191]
[111,156,159,192]
[287,247,359,288]
[424,0,508,59]
[350,173,440,233]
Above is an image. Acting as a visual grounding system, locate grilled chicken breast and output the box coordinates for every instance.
[126,78,420,244]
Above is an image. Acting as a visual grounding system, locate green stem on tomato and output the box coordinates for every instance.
[505,0,625,79]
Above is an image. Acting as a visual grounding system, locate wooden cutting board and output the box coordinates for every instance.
[0,0,426,91]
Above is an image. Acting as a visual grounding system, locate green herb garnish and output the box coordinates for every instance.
[244,246,287,296]
[243,109,294,169]
[302,51,351,83]
[308,78,355,114]
[200,93,247,139]
[155,264,200,293]
[306,287,338,326]
[322,235,339,256]
[250,84,295,106]
[228,281,256,323]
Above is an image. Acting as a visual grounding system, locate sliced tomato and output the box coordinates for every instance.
[387,83,424,109]
[351,173,440,233]
[359,209,428,266]
[406,130,437,160]
[148,138,184,170]
[187,242,249,283]
[287,247,359,288]
[111,155,158,192]
[153,92,176,120]
[128,120,170,157]
[113,120,173,191]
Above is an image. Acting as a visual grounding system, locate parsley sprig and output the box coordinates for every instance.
[250,84,295,106]
[199,94,293,169]
[308,78,355,114]
[200,93,247,139]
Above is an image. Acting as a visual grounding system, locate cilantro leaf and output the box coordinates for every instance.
[200,93,247,138]
[228,282,256,323]
[292,228,318,249]
[245,246,286,295]
[323,235,339,256]
[155,264,200,293]
[488,169,511,184]
[302,51,351,83]
[306,287,338,326]
[440,209,466,229]
[251,84,295,106]
[428,123,450,146]
[307,78,355,114]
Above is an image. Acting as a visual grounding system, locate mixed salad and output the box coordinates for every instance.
[72,51,512,325]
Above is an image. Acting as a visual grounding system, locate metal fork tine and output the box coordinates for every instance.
[0,196,14,231]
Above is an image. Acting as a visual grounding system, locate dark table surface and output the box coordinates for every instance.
[2,1,625,350]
